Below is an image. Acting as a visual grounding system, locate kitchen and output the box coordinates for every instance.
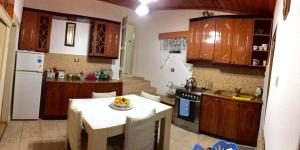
[0,0,299,150]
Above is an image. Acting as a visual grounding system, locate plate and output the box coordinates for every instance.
[109,103,133,111]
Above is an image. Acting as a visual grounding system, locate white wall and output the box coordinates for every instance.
[13,0,24,22]
[264,0,300,149]
[49,19,90,56]
[132,10,231,94]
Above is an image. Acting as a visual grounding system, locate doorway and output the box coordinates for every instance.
[120,19,136,76]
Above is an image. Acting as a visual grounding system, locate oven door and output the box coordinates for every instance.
[176,97,199,122]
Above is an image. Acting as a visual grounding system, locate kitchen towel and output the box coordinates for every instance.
[179,98,190,117]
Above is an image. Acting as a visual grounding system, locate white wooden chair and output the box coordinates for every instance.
[141,91,161,102]
[124,109,156,150]
[66,101,85,150]
[92,91,117,98]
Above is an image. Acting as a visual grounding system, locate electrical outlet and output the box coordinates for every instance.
[74,58,79,62]
[171,68,175,72]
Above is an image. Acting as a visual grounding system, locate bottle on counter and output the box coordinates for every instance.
[255,86,263,97]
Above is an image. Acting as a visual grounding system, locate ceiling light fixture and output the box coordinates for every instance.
[138,0,157,5]
[135,4,149,16]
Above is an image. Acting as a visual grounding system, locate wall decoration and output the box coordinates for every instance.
[160,38,187,53]
[283,0,291,20]
[65,22,76,46]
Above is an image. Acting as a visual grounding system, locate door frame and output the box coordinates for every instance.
[0,6,13,120]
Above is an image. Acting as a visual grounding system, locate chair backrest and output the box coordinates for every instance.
[92,91,116,98]
[141,91,161,102]
[124,109,156,150]
[67,101,83,150]
[192,144,204,150]
[212,140,239,150]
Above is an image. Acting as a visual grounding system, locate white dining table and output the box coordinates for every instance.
[70,94,173,150]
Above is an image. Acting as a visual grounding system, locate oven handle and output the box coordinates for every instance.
[176,96,201,103]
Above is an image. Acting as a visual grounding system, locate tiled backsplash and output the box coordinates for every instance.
[192,63,265,94]
[44,53,112,74]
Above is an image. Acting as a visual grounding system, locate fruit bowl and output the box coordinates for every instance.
[110,97,133,111]
[113,97,131,107]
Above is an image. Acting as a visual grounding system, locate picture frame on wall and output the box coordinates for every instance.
[65,22,76,46]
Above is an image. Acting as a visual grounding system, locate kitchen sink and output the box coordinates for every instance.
[214,90,255,100]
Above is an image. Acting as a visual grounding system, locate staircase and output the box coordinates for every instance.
[122,75,158,95]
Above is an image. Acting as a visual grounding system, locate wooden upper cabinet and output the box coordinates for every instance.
[231,19,254,65]
[90,20,120,58]
[238,102,262,146]
[187,21,201,60]
[214,19,234,64]
[199,19,216,60]
[0,0,14,18]
[200,95,220,135]
[106,23,120,58]
[218,99,239,140]
[19,9,38,51]
[19,9,52,52]
[36,13,52,52]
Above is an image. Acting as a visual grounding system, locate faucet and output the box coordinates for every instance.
[235,88,242,96]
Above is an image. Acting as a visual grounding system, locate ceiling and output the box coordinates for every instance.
[99,0,276,16]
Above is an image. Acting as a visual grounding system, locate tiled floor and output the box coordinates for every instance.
[0,120,66,150]
[0,120,253,150]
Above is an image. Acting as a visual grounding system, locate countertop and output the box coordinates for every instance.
[203,90,263,104]
[45,78,123,84]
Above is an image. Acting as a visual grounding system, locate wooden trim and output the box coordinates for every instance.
[158,31,189,39]
[23,7,121,25]
[190,15,272,22]
[0,5,12,27]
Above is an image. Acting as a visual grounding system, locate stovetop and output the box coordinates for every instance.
[176,87,207,96]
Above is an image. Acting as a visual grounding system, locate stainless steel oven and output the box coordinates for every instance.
[174,87,205,133]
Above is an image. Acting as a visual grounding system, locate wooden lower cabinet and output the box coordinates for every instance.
[238,102,262,145]
[43,82,63,117]
[199,95,262,146]
[200,95,220,135]
[41,81,123,119]
[218,100,239,140]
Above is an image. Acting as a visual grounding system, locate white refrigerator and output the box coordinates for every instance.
[12,51,44,119]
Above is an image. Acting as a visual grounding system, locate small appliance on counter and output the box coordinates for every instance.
[57,70,65,79]
[46,69,55,79]
[184,78,197,90]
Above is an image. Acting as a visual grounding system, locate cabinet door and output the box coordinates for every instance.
[214,19,234,64]
[106,23,120,58]
[231,19,254,65]
[218,99,239,140]
[110,83,123,96]
[94,83,123,96]
[90,20,108,57]
[238,102,262,146]
[200,95,220,134]
[187,21,201,60]
[62,83,79,116]
[19,9,38,50]
[78,83,95,98]
[36,13,52,52]
[199,19,216,60]
[43,82,63,116]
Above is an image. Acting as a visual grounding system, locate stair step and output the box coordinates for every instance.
[122,76,144,80]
